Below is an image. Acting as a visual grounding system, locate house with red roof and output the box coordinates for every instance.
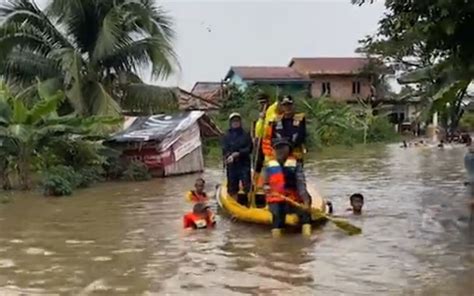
[224,66,312,95]
[289,57,374,102]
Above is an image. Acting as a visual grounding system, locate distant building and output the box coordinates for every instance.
[191,81,222,95]
[178,88,221,111]
[224,66,311,95]
[289,57,374,102]
[107,111,222,177]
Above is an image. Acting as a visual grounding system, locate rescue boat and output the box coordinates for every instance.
[216,182,328,226]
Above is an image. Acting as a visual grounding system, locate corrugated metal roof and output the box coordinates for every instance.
[289,57,371,75]
[191,82,222,94]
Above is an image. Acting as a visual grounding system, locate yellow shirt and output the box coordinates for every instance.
[254,102,279,138]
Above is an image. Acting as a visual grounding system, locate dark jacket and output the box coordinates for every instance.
[272,115,306,148]
[222,127,253,168]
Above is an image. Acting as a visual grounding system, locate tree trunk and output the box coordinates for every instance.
[0,159,11,190]
[18,149,31,191]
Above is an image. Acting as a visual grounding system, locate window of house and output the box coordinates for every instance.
[321,82,331,96]
[352,81,361,94]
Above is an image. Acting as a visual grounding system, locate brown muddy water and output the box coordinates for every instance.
[0,144,473,295]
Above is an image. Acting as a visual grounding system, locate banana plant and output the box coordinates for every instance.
[397,61,471,131]
[0,83,120,190]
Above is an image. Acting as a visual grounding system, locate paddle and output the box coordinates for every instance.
[279,196,362,236]
[249,103,268,208]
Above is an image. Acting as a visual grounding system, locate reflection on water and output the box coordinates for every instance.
[0,144,473,295]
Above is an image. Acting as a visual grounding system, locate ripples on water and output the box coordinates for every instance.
[0,144,473,295]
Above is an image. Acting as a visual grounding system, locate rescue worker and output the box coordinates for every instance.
[271,95,307,162]
[265,138,312,237]
[222,112,253,205]
[253,92,271,175]
[260,96,283,164]
[186,178,208,203]
[183,203,216,229]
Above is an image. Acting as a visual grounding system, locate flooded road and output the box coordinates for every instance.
[0,144,473,295]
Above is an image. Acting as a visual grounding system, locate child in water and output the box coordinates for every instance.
[347,193,364,215]
[186,178,208,203]
[183,178,215,229]
[183,203,216,229]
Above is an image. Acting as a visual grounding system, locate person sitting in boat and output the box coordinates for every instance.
[183,203,216,230]
[222,112,253,206]
[265,138,312,237]
[186,178,208,203]
[270,95,307,163]
[347,193,364,215]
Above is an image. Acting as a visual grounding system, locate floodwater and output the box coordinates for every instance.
[0,144,473,295]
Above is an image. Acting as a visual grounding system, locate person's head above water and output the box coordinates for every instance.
[228,112,242,129]
[193,202,210,216]
[350,193,364,214]
[273,138,292,162]
[194,178,205,193]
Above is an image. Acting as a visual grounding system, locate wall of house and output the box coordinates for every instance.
[228,74,309,95]
[251,82,310,96]
[228,74,248,89]
[309,75,372,101]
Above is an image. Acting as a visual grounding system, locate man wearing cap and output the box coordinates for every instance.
[265,138,312,237]
[271,95,306,162]
[222,112,253,205]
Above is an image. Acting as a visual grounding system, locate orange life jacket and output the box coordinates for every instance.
[265,157,301,204]
[262,124,274,159]
[183,212,215,229]
[187,191,208,203]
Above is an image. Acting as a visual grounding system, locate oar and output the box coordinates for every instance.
[280,196,362,236]
[249,103,268,208]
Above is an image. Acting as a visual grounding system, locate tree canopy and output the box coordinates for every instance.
[354,0,474,129]
[0,0,179,116]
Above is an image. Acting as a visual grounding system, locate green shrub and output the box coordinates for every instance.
[41,165,77,196]
[366,116,398,142]
[101,147,126,180]
[76,166,104,188]
[122,161,151,181]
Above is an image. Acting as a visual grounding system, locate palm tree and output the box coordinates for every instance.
[0,0,178,116]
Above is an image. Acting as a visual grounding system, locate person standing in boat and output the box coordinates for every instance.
[270,95,307,164]
[265,138,312,237]
[222,112,253,205]
[253,92,272,175]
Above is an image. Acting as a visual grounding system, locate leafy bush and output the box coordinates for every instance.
[40,165,77,196]
[122,161,151,181]
[366,116,398,142]
[76,166,104,188]
[101,146,127,180]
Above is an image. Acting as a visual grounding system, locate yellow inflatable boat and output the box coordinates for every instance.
[216,183,328,226]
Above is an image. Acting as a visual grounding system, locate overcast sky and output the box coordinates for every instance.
[34,0,386,90]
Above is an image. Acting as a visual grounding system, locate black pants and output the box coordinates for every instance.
[269,202,311,229]
[227,165,251,204]
[255,146,265,174]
